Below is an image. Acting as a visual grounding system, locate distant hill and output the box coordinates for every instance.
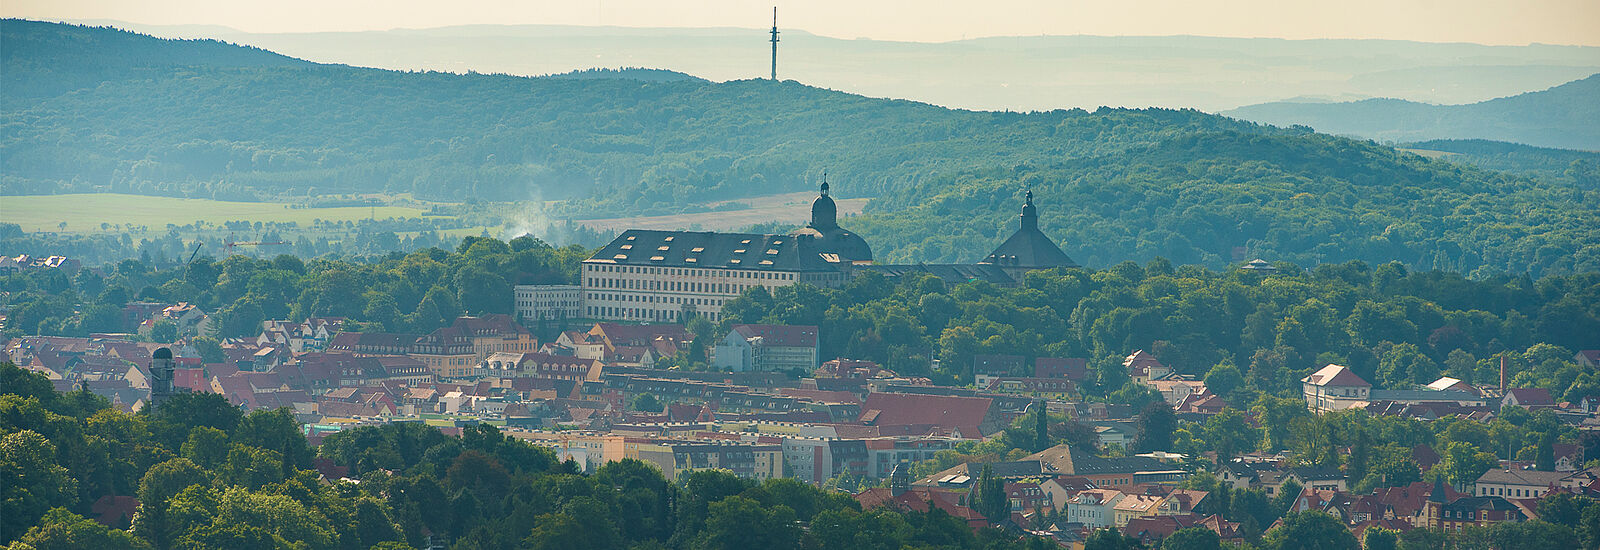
[545,67,703,82]
[1225,75,1600,150]
[0,19,311,98]
[3,20,1597,275]
[62,19,1600,112]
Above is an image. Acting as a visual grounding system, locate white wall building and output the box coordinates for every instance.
[515,284,582,322]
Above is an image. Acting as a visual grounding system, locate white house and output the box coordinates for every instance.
[1301,364,1371,413]
[1066,488,1124,528]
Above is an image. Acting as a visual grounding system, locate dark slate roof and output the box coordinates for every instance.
[586,229,844,272]
[979,227,1077,269]
[852,263,1016,285]
[978,192,1077,269]
[1070,455,1171,476]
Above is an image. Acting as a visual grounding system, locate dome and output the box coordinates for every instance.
[810,182,838,230]
[795,181,872,263]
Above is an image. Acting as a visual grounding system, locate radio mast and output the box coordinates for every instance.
[769,7,779,80]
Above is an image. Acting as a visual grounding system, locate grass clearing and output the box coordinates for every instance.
[1,194,439,233]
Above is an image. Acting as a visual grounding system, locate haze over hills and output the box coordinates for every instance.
[1226,74,1600,150]
[62,18,1600,112]
[3,19,1597,276]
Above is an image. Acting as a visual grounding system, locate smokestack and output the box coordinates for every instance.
[1500,355,1507,391]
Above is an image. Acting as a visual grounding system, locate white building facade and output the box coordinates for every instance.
[514,284,582,321]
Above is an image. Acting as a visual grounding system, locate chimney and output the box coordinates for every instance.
[1500,355,1507,391]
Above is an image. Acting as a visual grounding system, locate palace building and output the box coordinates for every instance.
[518,184,1078,323]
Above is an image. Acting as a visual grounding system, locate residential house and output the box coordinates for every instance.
[1124,351,1171,384]
[478,352,602,383]
[1301,364,1371,413]
[1474,468,1566,499]
[1066,489,1124,528]
[1420,479,1525,530]
[1502,388,1556,410]
[1113,493,1165,527]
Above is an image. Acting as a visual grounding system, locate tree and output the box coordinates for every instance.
[147,320,178,344]
[631,393,664,413]
[133,458,206,548]
[971,465,1008,522]
[1361,527,1397,550]
[1035,400,1050,452]
[693,495,799,550]
[1162,527,1220,550]
[8,507,151,550]
[1204,409,1258,460]
[179,426,229,470]
[1,430,80,544]
[189,336,226,363]
[1084,527,1142,550]
[1347,429,1371,483]
[1432,441,1498,489]
[232,408,313,474]
[1135,400,1177,452]
[1204,362,1245,399]
[1261,511,1358,550]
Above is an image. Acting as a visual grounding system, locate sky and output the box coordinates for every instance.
[6,0,1600,46]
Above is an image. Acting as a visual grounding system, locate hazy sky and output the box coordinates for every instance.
[7,0,1600,46]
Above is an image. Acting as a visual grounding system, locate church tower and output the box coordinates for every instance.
[978,190,1078,279]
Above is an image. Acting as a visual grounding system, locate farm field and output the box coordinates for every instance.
[0,194,440,232]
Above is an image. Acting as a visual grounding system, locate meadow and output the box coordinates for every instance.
[0,194,438,233]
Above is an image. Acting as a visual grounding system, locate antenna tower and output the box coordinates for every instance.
[769,7,779,80]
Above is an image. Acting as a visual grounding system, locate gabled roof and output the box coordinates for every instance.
[1504,388,1555,407]
[1302,364,1371,387]
[860,392,995,437]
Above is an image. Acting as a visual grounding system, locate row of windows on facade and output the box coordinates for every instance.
[589,306,718,322]
[589,276,767,296]
[589,264,802,280]
[589,292,726,307]
[1479,486,1543,498]
[518,300,578,307]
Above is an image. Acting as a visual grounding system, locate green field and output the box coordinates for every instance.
[0,194,437,232]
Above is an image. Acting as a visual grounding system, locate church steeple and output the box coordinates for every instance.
[979,189,1078,270]
[1020,190,1038,231]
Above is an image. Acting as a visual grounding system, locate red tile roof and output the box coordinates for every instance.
[860,392,995,438]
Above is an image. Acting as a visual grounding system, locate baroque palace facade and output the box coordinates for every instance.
[516,183,1077,323]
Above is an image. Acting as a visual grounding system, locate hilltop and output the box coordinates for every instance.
[2,19,1597,276]
[1225,74,1600,150]
[66,19,1600,112]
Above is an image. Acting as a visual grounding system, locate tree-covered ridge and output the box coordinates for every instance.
[0,19,311,99]
[0,372,1060,550]
[8,21,1598,274]
[0,236,586,340]
[717,260,1599,402]
[850,129,1600,276]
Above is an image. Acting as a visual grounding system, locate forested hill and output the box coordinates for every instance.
[3,20,1598,276]
[0,19,312,98]
[1224,74,1600,151]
